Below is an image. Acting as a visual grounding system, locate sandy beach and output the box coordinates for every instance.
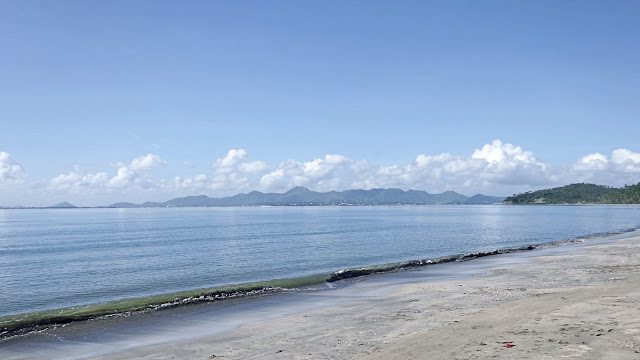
[80,233,640,360]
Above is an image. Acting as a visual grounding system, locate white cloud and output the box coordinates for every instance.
[353,140,554,194]
[105,153,165,188]
[83,172,110,185]
[4,142,640,206]
[611,149,640,173]
[238,161,268,174]
[573,153,609,172]
[470,140,552,186]
[572,149,640,174]
[569,149,640,186]
[324,154,350,166]
[259,154,354,192]
[50,171,109,190]
[213,149,253,178]
[0,151,26,182]
[162,174,210,191]
[472,140,538,164]
[130,154,166,171]
[212,172,250,191]
[109,166,136,187]
[415,153,480,176]
[216,149,247,168]
[165,148,257,194]
[42,154,165,204]
[259,168,284,188]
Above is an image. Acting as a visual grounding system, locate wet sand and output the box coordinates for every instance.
[3,233,640,359]
[85,233,640,360]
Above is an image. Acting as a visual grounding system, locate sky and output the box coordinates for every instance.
[1,1,639,207]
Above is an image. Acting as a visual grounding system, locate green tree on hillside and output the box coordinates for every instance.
[504,182,640,204]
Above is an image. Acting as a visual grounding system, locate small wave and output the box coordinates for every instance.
[326,228,639,282]
[325,246,536,282]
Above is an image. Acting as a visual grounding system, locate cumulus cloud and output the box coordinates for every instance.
[472,140,537,164]
[573,149,640,174]
[211,172,250,192]
[574,153,609,172]
[108,166,137,187]
[611,149,640,173]
[470,140,552,186]
[367,144,640,193]
[238,161,268,174]
[346,140,555,194]
[42,153,166,204]
[162,174,210,192]
[259,154,354,191]
[570,149,640,186]
[0,151,26,182]
[105,154,166,188]
[5,141,640,206]
[50,171,109,190]
[129,154,166,171]
[255,142,557,194]
[216,149,247,168]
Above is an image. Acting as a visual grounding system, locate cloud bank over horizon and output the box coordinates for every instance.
[1,140,640,207]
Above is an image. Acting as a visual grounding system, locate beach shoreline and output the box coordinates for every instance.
[100,233,640,360]
[3,232,640,359]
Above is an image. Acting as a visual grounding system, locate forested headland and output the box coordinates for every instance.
[504,182,640,204]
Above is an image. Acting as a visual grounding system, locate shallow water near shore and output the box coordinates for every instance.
[1,205,639,350]
[0,235,600,360]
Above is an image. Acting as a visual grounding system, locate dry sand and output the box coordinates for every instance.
[94,235,640,360]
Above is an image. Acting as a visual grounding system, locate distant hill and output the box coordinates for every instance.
[504,182,640,204]
[461,194,506,205]
[108,202,140,208]
[48,201,77,208]
[108,187,505,208]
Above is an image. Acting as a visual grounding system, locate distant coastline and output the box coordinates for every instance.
[0,187,505,209]
[4,182,640,209]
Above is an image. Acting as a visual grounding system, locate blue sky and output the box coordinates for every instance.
[1,1,639,206]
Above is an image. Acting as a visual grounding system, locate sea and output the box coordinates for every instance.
[1,205,639,339]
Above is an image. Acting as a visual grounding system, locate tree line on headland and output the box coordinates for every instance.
[504,182,640,205]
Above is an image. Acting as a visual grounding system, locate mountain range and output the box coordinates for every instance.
[108,187,505,208]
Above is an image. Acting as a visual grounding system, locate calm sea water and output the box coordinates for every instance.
[1,205,639,321]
